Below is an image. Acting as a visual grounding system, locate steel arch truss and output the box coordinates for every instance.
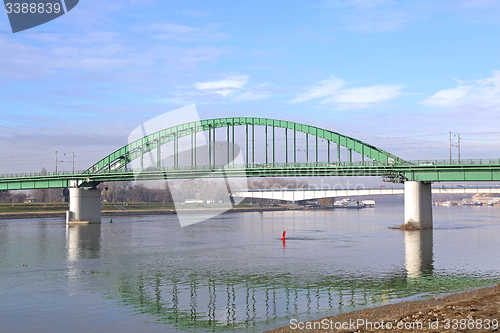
[87,117,407,174]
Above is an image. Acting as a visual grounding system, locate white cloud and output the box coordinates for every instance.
[133,23,199,42]
[149,23,199,34]
[182,10,211,17]
[422,86,472,106]
[324,85,403,108]
[0,32,229,85]
[321,0,500,34]
[195,75,248,90]
[234,91,270,101]
[325,0,398,9]
[160,75,274,104]
[194,75,248,97]
[290,76,403,108]
[320,0,416,33]
[423,71,500,108]
[289,76,344,104]
[133,22,230,43]
[347,19,406,33]
[156,74,251,104]
[460,0,500,9]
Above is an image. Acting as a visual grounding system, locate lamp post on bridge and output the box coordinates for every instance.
[56,152,76,173]
[449,132,461,164]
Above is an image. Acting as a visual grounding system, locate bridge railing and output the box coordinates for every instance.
[84,161,387,175]
[405,159,500,166]
[0,161,388,179]
[3,159,500,180]
[0,170,90,179]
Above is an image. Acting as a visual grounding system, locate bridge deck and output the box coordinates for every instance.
[233,186,500,201]
[1,159,500,190]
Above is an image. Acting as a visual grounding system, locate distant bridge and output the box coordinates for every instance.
[233,186,500,201]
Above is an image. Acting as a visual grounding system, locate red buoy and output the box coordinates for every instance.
[280,231,286,240]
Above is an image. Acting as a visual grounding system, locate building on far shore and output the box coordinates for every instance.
[23,196,39,203]
[361,200,375,208]
[470,193,500,205]
[183,199,204,204]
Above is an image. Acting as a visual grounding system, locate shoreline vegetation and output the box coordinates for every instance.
[266,284,500,333]
[0,202,308,219]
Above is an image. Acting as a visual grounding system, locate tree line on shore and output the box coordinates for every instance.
[0,178,314,204]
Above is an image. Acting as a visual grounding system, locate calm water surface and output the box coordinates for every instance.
[1,205,499,332]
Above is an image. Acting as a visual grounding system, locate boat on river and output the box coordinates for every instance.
[334,198,365,209]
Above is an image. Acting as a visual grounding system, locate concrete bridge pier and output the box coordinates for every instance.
[66,188,102,224]
[404,181,433,229]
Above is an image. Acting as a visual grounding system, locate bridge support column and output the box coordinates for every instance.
[404,181,433,229]
[66,188,101,224]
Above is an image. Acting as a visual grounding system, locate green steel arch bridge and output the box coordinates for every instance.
[2,117,500,189]
[1,117,500,227]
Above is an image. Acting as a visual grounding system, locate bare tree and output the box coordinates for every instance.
[30,168,49,203]
[0,191,11,203]
[318,197,335,207]
[99,181,174,203]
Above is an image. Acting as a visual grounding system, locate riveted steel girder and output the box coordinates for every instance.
[86,117,406,174]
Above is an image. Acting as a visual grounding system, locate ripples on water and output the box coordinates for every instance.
[0,205,499,332]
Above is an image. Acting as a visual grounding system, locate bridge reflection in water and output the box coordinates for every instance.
[405,230,433,279]
[66,224,101,261]
[64,224,492,332]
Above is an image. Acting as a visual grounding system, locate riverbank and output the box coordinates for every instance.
[266,283,500,332]
[0,205,306,219]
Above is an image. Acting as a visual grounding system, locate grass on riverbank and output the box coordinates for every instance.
[103,202,176,211]
[0,203,69,213]
[0,202,177,213]
[0,202,268,214]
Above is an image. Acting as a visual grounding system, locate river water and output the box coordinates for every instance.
[1,205,499,333]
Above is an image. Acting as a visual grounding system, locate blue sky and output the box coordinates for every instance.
[2,0,500,173]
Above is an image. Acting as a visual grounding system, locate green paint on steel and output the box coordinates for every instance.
[316,136,318,163]
[285,128,288,163]
[265,125,268,164]
[306,133,309,162]
[3,160,500,190]
[5,116,500,190]
[245,124,248,164]
[328,141,330,163]
[252,124,255,164]
[86,117,407,174]
[294,129,296,163]
[272,125,275,164]
[227,125,231,165]
[208,128,212,166]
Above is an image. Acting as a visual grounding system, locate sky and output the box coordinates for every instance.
[2,0,500,174]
